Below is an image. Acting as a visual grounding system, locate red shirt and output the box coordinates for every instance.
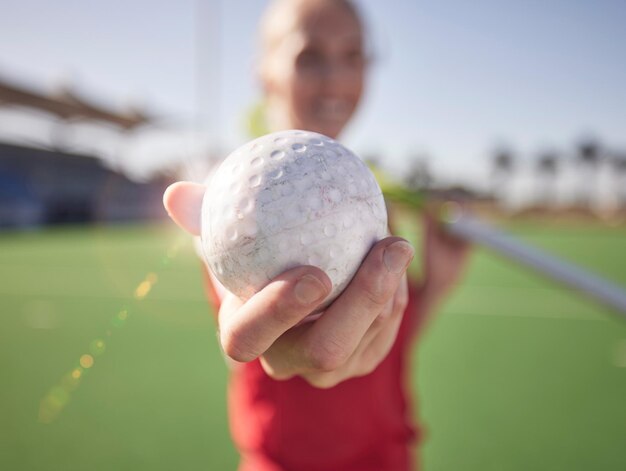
[204,268,424,470]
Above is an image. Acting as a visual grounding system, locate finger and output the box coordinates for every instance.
[259,255,407,380]
[260,294,391,381]
[347,275,408,369]
[302,299,405,389]
[301,301,406,389]
[351,297,394,353]
[163,181,205,236]
[354,296,405,376]
[375,273,408,322]
[279,279,409,388]
[299,237,414,372]
[219,266,331,362]
[258,323,310,380]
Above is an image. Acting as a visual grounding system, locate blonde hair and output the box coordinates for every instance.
[257,0,364,81]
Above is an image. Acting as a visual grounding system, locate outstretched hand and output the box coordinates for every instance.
[164,181,414,388]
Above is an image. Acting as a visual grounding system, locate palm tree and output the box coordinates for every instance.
[490,147,515,204]
[612,153,626,208]
[404,155,432,191]
[575,138,603,208]
[535,151,559,207]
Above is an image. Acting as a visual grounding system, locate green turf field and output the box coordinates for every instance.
[1,222,625,470]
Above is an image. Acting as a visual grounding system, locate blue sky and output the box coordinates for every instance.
[1,0,625,187]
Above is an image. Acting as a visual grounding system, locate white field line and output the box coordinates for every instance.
[1,263,621,320]
[448,310,605,321]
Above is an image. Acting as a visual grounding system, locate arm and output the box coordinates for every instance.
[408,211,471,336]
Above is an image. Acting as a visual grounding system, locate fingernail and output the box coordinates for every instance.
[383,241,414,274]
[294,275,328,305]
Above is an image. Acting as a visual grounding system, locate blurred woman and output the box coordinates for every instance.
[164,1,468,469]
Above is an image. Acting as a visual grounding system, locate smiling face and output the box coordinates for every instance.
[260,0,367,139]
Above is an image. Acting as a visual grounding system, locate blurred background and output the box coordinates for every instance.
[1,0,625,470]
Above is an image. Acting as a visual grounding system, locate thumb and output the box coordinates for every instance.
[163,181,205,236]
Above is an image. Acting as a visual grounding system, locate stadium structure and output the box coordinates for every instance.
[0,77,170,229]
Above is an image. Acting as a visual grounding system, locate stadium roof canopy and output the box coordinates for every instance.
[0,77,150,129]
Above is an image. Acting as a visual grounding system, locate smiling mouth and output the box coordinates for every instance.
[314,98,352,123]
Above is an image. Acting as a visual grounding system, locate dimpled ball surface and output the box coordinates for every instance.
[201,129,388,307]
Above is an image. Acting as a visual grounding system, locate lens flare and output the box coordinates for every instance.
[134,282,150,299]
[39,237,187,423]
[79,354,94,369]
[39,386,71,423]
[90,339,106,356]
[134,273,158,300]
[61,372,81,391]
[112,309,129,328]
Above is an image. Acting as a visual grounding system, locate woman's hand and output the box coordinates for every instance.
[164,181,414,388]
[218,237,412,388]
